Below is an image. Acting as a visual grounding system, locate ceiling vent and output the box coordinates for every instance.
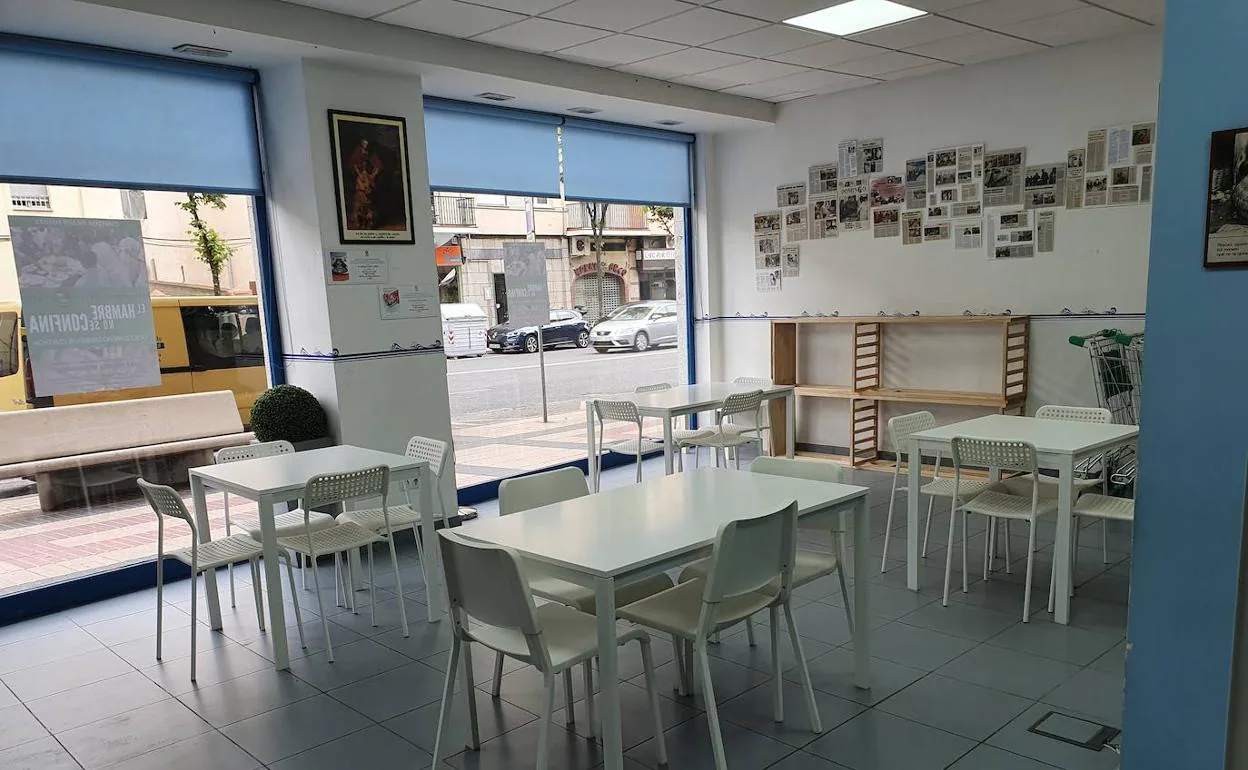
[172,43,231,59]
[475,92,515,102]
[655,120,684,126]
[567,107,601,115]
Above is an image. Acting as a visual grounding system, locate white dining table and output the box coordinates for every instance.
[456,467,870,770]
[188,444,435,671]
[585,382,796,489]
[905,414,1138,624]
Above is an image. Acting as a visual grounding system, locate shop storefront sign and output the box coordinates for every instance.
[573,262,628,278]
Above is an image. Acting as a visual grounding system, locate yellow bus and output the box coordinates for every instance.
[0,296,267,426]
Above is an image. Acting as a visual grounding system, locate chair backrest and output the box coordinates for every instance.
[404,435,450,476]
[1036,405,1112,424]
[750,456,843,484]
[438,530,548,666]
[701,501,798,617]
[302,465,389,510]
[733,376,773,387]
[138,478,196,551]
[498,467,589,516]
[950,437,1038,474]
[215,440,295,464]
[635,382,672,394]
[887,411,936,446]
[594,399,641,425]
[719,389,764,423]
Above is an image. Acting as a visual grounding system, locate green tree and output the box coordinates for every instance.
[644,204,675,236]
[176,193,234,295]
[585,201,610,320]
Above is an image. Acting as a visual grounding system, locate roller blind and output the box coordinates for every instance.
[423,98,561,198]
[0,35,262,194]
[562,118,693,207]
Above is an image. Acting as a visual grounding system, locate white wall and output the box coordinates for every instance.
[702,32,1160,450]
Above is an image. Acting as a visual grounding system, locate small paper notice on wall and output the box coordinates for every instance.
[988,209,1036,259]
[1036,210,1056,253]
[327,248,389,284]
[782,245,800,277]
[756,267,782,292]
[923,222,951,242]
[776,183,807,208]
[379,284,438,320]
[954,220,983,250]
[902,211,923,245]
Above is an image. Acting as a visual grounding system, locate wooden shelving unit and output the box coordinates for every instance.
[770,315,1030,464]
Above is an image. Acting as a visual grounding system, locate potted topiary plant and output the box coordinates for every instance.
[249,384,333,451]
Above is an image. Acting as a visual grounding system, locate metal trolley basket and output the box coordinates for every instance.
[1068,329,1144,488]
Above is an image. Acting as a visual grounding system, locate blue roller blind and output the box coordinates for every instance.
[562,118,693,207]
[0,35,262,194]
[423,98,561,198]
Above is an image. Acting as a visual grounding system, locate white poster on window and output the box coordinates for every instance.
[502,241,550,328]
[326,248,389,284]
[379,284,438,320]
[9,216,160,397]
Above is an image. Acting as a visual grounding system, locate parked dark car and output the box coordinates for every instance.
[486,309,591,353]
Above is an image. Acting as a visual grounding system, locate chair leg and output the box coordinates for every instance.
[189,565,199,682]
[961,511,969,594]
[672,635,689,696]
[683,638,695,697]
[1022,521,1039,623]
[583,661,596,738]
[280,553,308,649]
[309,550,335,663]
[1047,552,1057,614]
[250,561,266,632]
[431,636,461,767]
[696,639,728,770]
[769,606,783,723]
[224,493,236,609]
[1101,518,1110,564]
[745,616,757,647]
[635,448,643,483]
[734,445,741,470]
[921,495,936,558]
[983,518,993,580]
[385,531,411,638]
[155,555,164,662]
[783,601,822,733]
[942,499,958,607]
[491,652,505,698]
[639,638,668,766]
[835,551,854,636]
[462,639,481,749]
[881,460,901,572]
[537,671,556,770]
[1004,520,1013,574]
[368,543,377,628]
[563,669,576,725]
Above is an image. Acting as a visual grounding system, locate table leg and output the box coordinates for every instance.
[256,496,290,671]
[906,437,922,590]
[596,576,622,770]
[586,400,599,492]
[852,496,872,689]
[189,475,222,631]
[420,465,443,622]
[1052,455,1076,625]
[662,415,675,475]
[785,391,796,459]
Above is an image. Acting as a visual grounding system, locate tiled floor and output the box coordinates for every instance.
[0,459,1130,770]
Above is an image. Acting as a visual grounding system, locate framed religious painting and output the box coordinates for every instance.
[327,110,415,244]
[1205,126,1248,268]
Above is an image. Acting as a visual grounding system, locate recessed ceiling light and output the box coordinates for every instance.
[784,0,926,36]
[655,120,684,126]
[172,43,231,58]
[475,92,515,102]
[567,107,602,115]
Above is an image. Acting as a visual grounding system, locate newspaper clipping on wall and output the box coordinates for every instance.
[1206,127,1248,265]
[838,176,870,232]
[1087,122,1155,207]
[988,209,1036,259]
[905,158,928,211]
[777,182,807,208]
[1066,149,1086,209]
[756,263,782,292]
[809,162,838,195]
[782,245,800,278]
[838,139,859,179]
[783,206,808,242]
[1085,172,1109,207]
[809,192,839,239]
[1037,210,1056,253]
[983,148,1026,208]
[1141,164,1153,203]
[873,209,901,239]
[753,211,781,268]
[924,222,951,242]
[1107,125,1133,167]
[870,174,904,239]
[902,211,923,245]
[1024,164,1065,209]
[927,144,983,220]
[1109,165,1140,206]
[1086,128,1108,173]
[1131,122,1156,165]
[954,220,983,250]
[860,138,885,174]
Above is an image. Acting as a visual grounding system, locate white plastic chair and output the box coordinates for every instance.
[635,383,710,457]
[340,435,450,596]
[730,376,773,455]
[215,441,337,598]
[431,531,668,770]
[139,479,305,681]
[880,411,994,572]
[619,501,821,770]
[491,467,674,700]
[276,466,409,662]
[677,389,765,469]
[942,438,1058,622]
[593,399,656,486]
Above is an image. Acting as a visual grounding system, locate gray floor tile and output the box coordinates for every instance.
[26,672,168,733]
[1035,598,1128,637]
[176,669,320,727]
[708,623,835,676]
[445,719,604,770]
[269,725,430,770]
[325,594,428,638]
[0,703,50,751]
[626,713,795,770]
[371,620,454,660]
[875,673,1033,740]
[220,693,372,764]
[947,744,1063,770]
[764,751,852,769]
[1088,641,1126,676]
[1041,668,1124,726]
[986,703,1121,770]
[554,680,699,752]
[820,582,941,621]
[0,735,82,770]
[937,644,1081,699]
[65,591,163,626]
[852,622,978,671]
[103,730,261,770]
[987,622,1122,666]
[57,699,211,770]
[141,640,275,695]
[788,648,927,706]
[110,624,232,667]
[647,654,772,710]
[785,603,870,647]
[0,627,105,674]
[719,680,866,747]
[244,619,366,662]
[1,648,134,702]
[81,607,190,646]
[806,709,975,770]
[1075,575,1130,604]
[328,660,446,721]
[947,579,1035,615]
[382,688,538,753]
[0,613,77,648]
[422,642,526,685]
[497,662,600,715]
[0,681,16,709]
[286,637,412,691]
[897,601,1020,642]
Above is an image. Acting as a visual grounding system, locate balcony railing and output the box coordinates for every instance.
[10,194,51,210]
[432,194,476,226]
[566,203,648,230]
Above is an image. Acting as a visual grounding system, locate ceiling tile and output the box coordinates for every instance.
[466,0,569,13]
[707,0,838,23]
[998,6,1152,46]
[700,58,808,86]
[553,34,687,64]
[1091,0,1164,24]
[753,68,875,93]
[375,0,524,37]
[629,7,768,46]
[944,0,1086,28]
[833,50,937,76]
[876,60,960,79]
[472,17,611,52]
[542,0,694,31]
[288,0,411,17]
[672,70,753,89]
[721,80,805,99]
[895,0,982,10]
[618,47,752,77]
[770,38,881,68]
[850,15,977,48]
[906,28,1042,64]
[703,24,830,57]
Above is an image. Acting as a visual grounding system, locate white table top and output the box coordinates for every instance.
[456,467,866,578]
[189,444,427,497]
[910,414,1139,456]
[623,382,792,415]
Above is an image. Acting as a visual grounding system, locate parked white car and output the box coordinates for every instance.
[590,301,679,353]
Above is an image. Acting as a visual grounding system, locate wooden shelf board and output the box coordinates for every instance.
[795,450,996,478]
[795,384,855,399]
[777,315,1024,326]
[858,387,1009,408]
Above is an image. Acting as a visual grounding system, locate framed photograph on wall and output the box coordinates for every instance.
[1205,126,1248,268]
[328,110,415,244]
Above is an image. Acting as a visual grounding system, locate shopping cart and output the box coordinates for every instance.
[1067,329,1144,489]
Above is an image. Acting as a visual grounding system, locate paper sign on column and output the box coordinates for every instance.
[502,241,550,328]
[379,284,437,320]
[327,248,389,284]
